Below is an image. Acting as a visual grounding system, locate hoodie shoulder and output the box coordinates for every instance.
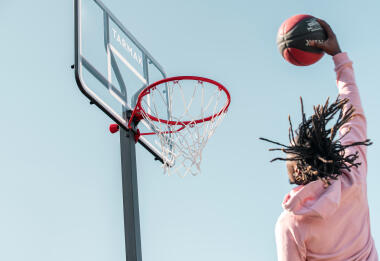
[275,211,307,260]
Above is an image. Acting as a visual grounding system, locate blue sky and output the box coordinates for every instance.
[0,0,379,260]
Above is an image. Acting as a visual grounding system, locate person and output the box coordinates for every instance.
[260,19,378,260]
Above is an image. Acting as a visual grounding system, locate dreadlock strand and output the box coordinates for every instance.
[259,137,289,148]
[288,115,296,145]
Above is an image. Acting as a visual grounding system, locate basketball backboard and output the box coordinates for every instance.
[74,0,168,162]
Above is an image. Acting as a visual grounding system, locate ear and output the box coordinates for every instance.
[294,166,301,176]
[286,160,297,183]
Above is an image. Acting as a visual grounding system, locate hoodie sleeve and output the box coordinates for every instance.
[275,213,306,261]
[334,52,368,177]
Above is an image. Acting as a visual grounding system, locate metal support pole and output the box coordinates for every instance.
[119,116,142,261]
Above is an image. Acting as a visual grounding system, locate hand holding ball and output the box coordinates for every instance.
[277,14,327,66]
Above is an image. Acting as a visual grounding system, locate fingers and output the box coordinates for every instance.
[309,40,325,49]
[317,19,335,38]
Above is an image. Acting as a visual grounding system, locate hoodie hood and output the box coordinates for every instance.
[282,178,342,219]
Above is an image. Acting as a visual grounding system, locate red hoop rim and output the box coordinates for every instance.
[129,76,230,128]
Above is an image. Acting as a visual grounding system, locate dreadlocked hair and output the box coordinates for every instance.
[260,96,372,188]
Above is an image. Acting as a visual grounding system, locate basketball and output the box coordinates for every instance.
[277,14,327,66]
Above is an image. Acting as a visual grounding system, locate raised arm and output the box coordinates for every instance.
[310,20,368,176]
[333,52,367,146]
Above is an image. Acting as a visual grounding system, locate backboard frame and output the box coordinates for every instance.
[74,0,167,163]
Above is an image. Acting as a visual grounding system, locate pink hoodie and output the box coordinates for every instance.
[275,53,378,261]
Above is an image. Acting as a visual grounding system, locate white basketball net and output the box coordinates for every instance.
[137,78,229,176]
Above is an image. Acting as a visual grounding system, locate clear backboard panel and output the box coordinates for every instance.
[74,0,168,162]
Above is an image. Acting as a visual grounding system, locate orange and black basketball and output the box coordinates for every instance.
[277,14,327,66]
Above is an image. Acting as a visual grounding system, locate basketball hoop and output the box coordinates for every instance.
[128,76,231,176]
